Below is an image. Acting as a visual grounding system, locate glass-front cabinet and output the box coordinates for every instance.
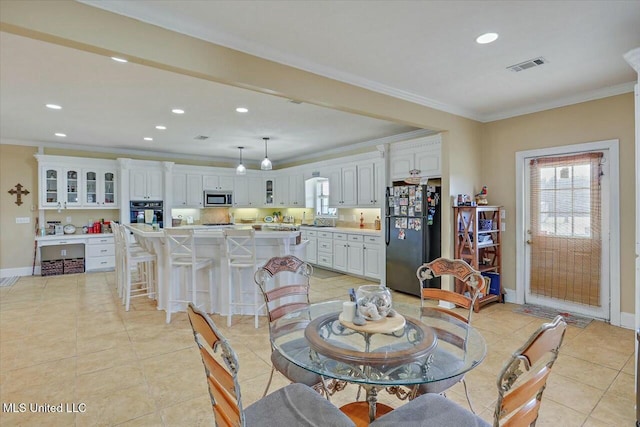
[36,155,118,209]
[83,169,117,207]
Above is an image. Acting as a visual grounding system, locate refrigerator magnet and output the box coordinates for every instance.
[398,229,406,239]
[409,187,415,197]
[400,206,407,215]
[413,219,422,230]
[408,207,415,216]
[415,203,422,213]
[408,220,415,230]
[395,218,402,228]
[394,206,400,215]
[399,218,408,228]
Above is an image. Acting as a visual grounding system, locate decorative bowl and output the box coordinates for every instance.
[356,285,392,321]
[63,224,76,234]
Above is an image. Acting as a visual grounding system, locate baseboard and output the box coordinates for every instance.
[504,288,517,303]
[0,266,40,278]
[620,311,635,330]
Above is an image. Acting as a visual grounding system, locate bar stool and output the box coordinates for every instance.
[164,228,214,323]
[112,222,145,301]
[121,224,157,311]
[223,228,263,328]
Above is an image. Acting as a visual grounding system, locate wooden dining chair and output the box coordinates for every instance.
[369,315,567,427]
[411,257,488,411]
[254,255,334,398]
[186,303,355,427]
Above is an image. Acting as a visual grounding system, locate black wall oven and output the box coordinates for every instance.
[130,201,164,228]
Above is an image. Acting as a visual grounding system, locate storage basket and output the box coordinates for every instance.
[41,259,64,276]
[63,258,85,274]
[479,219,493,231]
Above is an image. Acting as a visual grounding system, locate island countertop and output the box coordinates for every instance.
[128,223,301,239]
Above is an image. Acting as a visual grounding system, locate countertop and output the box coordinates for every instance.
[129,223,300,239]
[36,233,114,241]
[299,226,382,236]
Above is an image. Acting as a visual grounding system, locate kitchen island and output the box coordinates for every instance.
[127,224,305,319]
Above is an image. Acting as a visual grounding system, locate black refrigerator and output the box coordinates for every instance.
[385,183,441,296]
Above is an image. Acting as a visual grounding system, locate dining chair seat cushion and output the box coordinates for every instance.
[272,339,323,386]
[245,383,355,427]
[370,393,490,427]
[415,348,465,394]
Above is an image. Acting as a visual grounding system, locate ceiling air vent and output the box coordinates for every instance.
[507,57,548,72]
[194,135,209,140]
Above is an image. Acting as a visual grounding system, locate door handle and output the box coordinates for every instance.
[526,240,533,245]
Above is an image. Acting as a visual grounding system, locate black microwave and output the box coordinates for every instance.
[204,191,233,207]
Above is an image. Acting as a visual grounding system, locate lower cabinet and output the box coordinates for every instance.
[317,233,333,268]
[301,230,317,264]
[332,233,348,271]
[85,236,115,271]
[363,236,382,280]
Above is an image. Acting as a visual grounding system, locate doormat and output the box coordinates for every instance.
[513,304,593,328]
[0,276,19,287]
[313,268,345,280]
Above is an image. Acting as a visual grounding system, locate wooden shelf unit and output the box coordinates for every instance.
[453,205,503,311]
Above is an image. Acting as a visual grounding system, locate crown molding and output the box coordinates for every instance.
[624,47,640,73]
[277,129,436,164]
[481,81,636,123]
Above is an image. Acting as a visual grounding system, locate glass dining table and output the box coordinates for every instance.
[270,300,487,424]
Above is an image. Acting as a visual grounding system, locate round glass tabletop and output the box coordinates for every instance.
[271,300,487,386]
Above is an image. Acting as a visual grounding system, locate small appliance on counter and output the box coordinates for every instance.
[130,200,164,228]
[46,221,62,235]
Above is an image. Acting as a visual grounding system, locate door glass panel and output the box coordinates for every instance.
[67,170,78,203]
[86,171,97,203]
[46,169,58,203]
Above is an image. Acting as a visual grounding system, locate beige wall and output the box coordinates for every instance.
[482,93,635,314]
[0,145,39,271]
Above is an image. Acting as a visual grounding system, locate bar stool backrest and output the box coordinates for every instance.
[223,229,256,267]
[164,228,197,265]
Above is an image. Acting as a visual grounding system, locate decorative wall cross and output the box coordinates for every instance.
[8,183,30,206]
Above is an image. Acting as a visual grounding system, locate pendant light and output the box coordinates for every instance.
[236,146,246,175]
[260,137,273,170]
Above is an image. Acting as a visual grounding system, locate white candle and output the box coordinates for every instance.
[342,301,356,322]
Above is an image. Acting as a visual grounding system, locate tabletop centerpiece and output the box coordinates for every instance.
[355,285,393,321]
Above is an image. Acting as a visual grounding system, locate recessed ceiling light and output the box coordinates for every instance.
[171,109,185,114]
[235,107,249,113]
[46,104,62,110]
[54,133,66,137]
[144,137,153,141]
[155,125,167,130]
[111,57,128,63]
[476,32,499,44]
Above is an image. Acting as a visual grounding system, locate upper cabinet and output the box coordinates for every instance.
[327,165,358,207]
[274,175,290,207]
[83,169,117,207]
[36,155,119,209]
[288,173,305,207]
[130,168,163,200]
[390,135,442,181]
[357,160,384,207]
[203,174,233,191]
[172,172,203,207]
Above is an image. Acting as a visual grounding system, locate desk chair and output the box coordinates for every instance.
[370,315,567,427]
[186,303,355,427]
[223,229,262,328]
[164,228,214,323]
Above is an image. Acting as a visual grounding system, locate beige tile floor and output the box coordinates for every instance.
[0,272,635,426]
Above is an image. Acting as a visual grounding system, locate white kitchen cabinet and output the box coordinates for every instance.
[332,233,348,272]
[130,168,163,200]
[301,230,317,264]
[317,230,333,268]
[327,165,358,207]
[85,235,115,271]
[172,173,187,206]
[233,175,249,207]
[357,160,384,207]
[248,176,266,207]
[274,175,289,207]
[203,174,234,191]
[83,169,117,207]
[390,137,441,181]
[363,235,382,280]
[263,177,275,207]
[36,155,120,209]
[346,234,364,276]
[187,174,204,207]
[288,173,305,207]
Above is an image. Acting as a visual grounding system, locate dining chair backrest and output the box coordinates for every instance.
[223,228,256,268]
[187,303,244,427]
[494,315,567,427]
[254,255,313,326]
[417,257,487,324]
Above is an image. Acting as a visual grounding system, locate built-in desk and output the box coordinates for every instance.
[36,233,115,274]
[128,224,305,316]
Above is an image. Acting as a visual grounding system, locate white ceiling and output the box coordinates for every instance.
[1,1,638,166]
[82,0,640,121]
